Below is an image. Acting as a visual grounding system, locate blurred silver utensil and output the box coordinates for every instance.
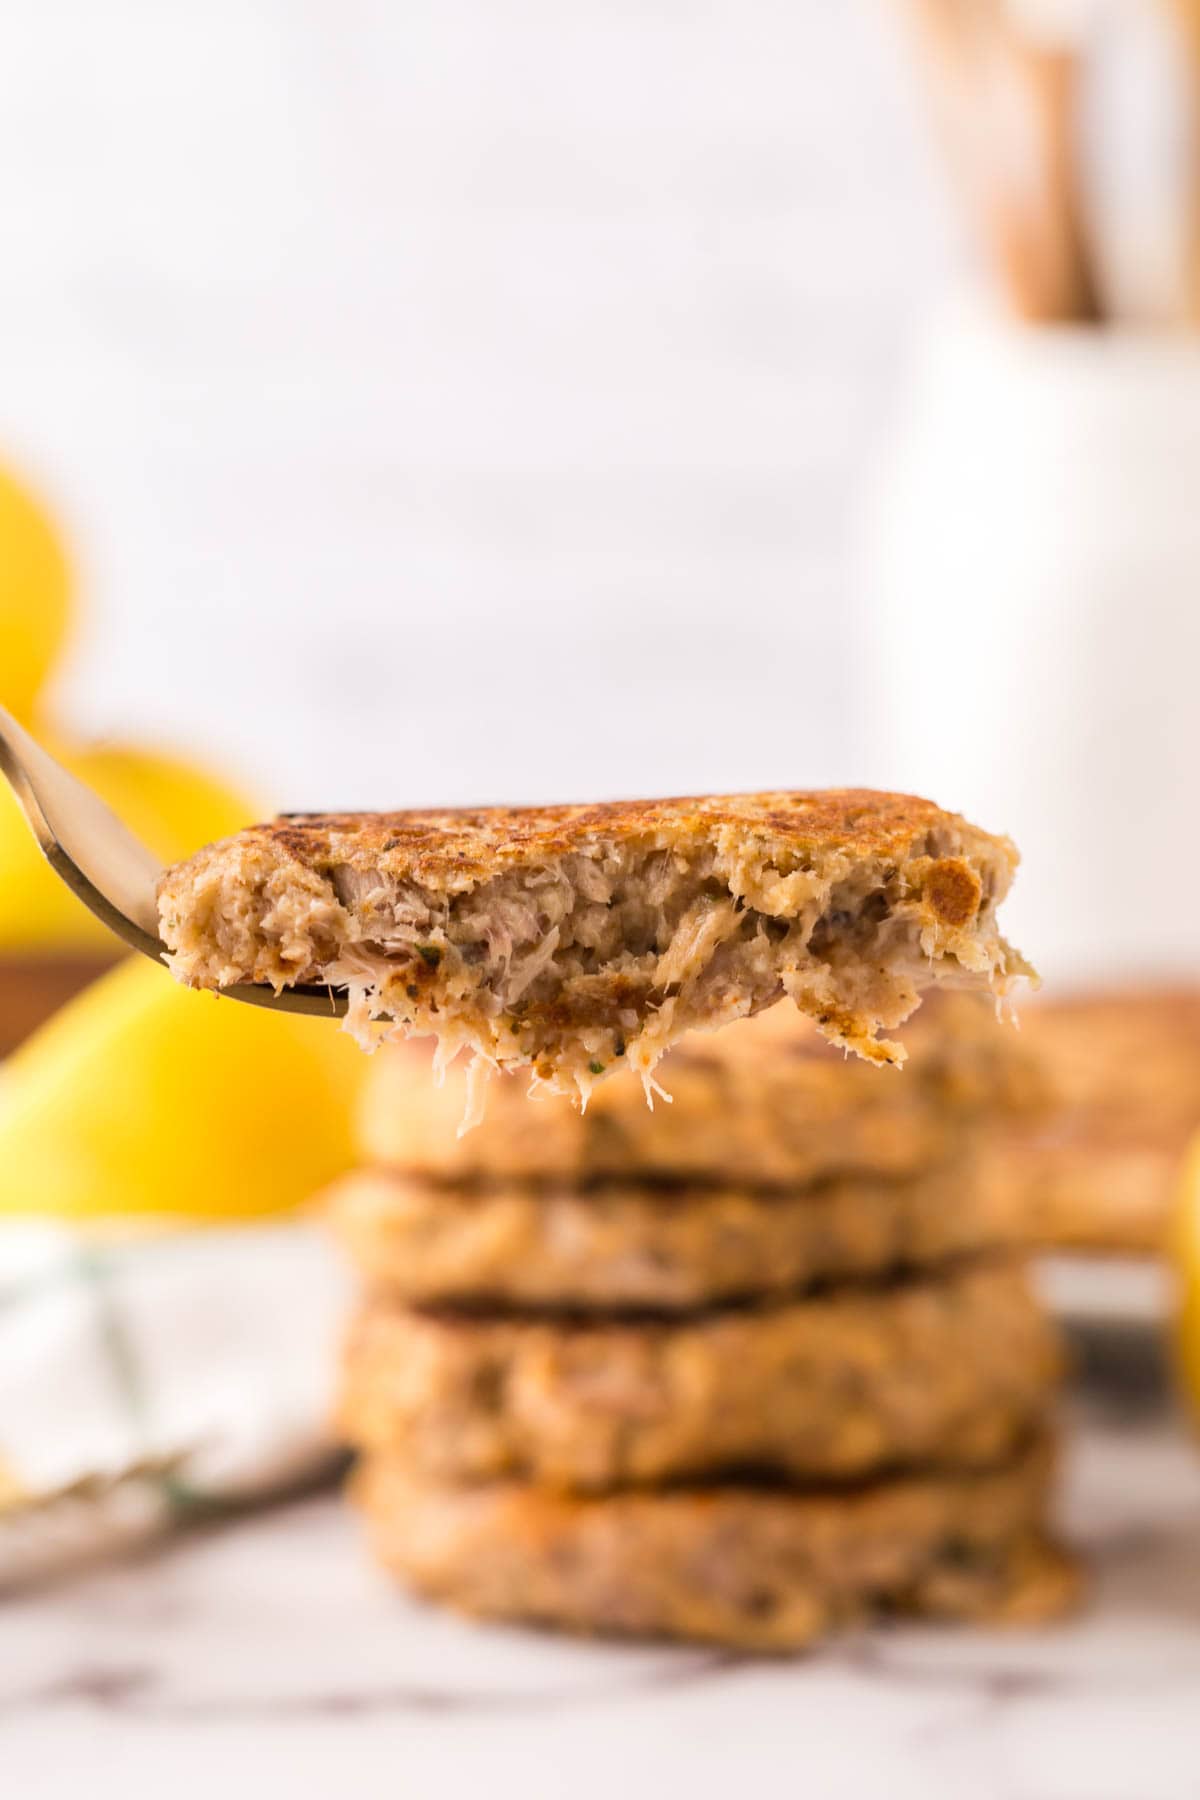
[0,702,345,1017]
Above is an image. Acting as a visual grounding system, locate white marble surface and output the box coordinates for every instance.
[4,1386,1200,1800]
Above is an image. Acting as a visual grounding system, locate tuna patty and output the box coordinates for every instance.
[325,1155,1021,1311]
[339,1261,1060,1489]
[355,1439,1077,1651]
[987,986,1200,1253]
[355,993,1042,1182]
[158,789,1029,1103]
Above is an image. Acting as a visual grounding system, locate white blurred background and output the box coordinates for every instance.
[0,2,952,803]
[2,0,1198,981]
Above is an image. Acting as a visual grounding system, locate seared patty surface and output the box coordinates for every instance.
[326,1153,1022,1311]
[991,986,1200,1253]
[355,1437,1077,1650]
[340,1260,1060,1489]
[356,994,1041,1183]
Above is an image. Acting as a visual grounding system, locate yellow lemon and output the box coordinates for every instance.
[1173,1131,1200,1416]
[0,464,72,725]
[0,957,363,1222]
[0,743,253,953]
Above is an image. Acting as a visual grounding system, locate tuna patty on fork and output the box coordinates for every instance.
[355,1439,1078,1651]
[157,789,1030,1103]
[340,1260,1059,1490]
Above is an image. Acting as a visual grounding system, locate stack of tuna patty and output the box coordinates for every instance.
[328,1001,1077,1651]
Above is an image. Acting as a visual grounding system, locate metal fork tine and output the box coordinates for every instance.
[0,704,349,1017]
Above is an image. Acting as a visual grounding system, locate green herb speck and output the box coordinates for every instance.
[588,1060,605,1076]
[416,944,442,967]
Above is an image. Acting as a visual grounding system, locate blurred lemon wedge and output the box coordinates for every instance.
[1171,1130,1200,1416]
[0,958,363,1222]
[0,463,71,728]
[0,458,255,956]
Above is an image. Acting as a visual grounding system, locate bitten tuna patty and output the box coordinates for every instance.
[325,1154,1021,1311]
[355,1439,1078,1651]
[340,1261,1060,1489]
[158,789,1030,1103]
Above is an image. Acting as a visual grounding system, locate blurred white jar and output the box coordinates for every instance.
[862,307,1200,987]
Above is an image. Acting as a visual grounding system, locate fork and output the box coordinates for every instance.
[0,702,345,1017]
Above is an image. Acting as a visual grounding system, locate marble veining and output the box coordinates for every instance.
[4,1387,1200,1800]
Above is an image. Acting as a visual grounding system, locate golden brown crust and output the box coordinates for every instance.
[339,1261,1060,1489]
[356,995,1040,1185]
[173,790,1012,892]
[983,1140,1178,1254]
[354,1440,1079,1650]
[325,1154,1023,1310]
[991,986,1200,1253]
